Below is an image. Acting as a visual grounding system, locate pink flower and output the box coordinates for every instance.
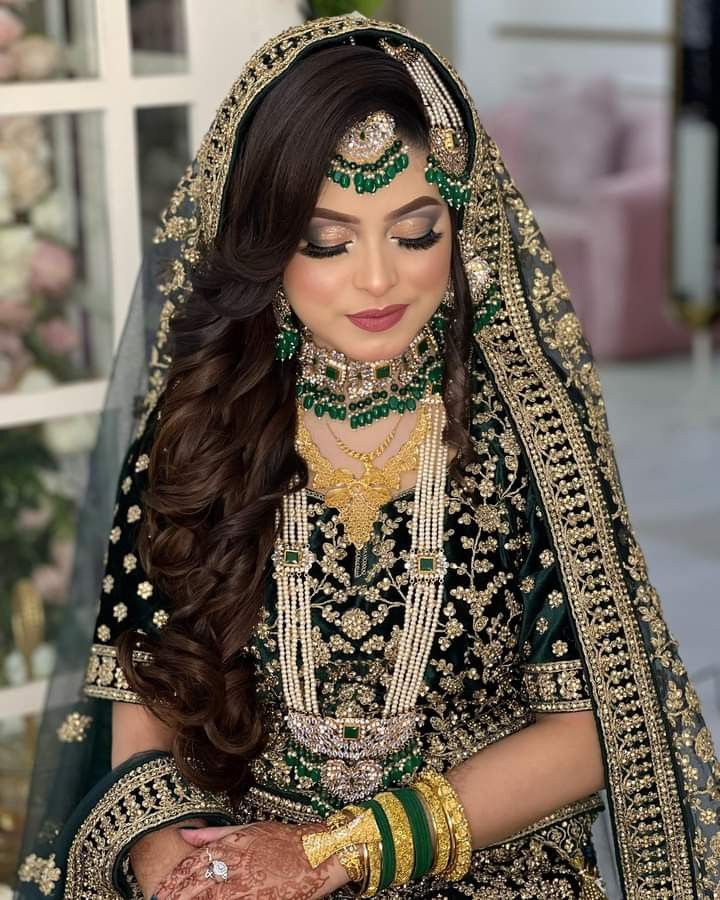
[0,298,34,330]
[30,239,75,296]
[36,316,79,355]
[18,501,52,531]
[0,8,24,51]
[0,327,25,357]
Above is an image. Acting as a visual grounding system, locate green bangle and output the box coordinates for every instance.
[395,788,434,880]
[361,799,395,891]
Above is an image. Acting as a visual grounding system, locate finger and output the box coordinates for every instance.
[160,849,232,900]
[178,825,245,846]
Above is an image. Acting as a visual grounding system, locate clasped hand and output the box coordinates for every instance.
[153,821,348,900]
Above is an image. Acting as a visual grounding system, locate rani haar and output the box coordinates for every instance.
[270,43,473,810]
[273,392,448,808]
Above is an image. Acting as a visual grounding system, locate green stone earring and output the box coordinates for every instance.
[273,284,299,362]
[326,111,410,196]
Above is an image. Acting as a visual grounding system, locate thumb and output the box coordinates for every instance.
[178,825,242,846]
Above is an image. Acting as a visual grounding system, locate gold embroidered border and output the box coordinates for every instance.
[468,185,695,895]
[63,755,235,899]
[522,660,593,712]
[83,644,152,704]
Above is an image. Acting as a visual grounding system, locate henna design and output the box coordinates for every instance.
[154,822,335,900]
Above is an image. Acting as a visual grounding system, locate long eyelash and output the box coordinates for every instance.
[397,229,442,250]
[299,229,443,259]
[299,242,350,259]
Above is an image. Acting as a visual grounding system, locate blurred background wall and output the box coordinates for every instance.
[0,0,718,890]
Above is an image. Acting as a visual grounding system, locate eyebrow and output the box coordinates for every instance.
[311,195,442,224]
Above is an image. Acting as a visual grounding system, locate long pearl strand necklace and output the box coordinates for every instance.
[272,394,449,803]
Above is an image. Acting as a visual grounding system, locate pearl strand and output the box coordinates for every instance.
[385,398,447,715]
[276,395,448,721]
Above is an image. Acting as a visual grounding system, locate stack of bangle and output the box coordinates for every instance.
[302,768,472,897]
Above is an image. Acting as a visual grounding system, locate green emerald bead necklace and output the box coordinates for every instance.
[296,322,445,430]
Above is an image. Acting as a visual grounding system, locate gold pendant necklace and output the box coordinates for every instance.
[295,401,429,547]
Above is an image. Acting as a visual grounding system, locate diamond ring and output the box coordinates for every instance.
[204,847,229,882]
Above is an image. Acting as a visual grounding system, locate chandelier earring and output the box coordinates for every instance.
[273,283,300,362]
[429,279,454,339]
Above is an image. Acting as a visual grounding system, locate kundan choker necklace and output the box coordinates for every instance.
[273,394,449,810]
[295,323,444,429]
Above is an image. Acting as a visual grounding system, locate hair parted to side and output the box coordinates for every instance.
[117,43,479,802]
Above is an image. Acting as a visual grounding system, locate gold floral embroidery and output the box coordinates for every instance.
[113,602,128,622]
[126,504,141,524]
[153,608,169,629]
[523,660,592,712]
[17,852,61,895]
[57,711,93,742]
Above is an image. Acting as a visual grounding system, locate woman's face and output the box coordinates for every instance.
[283,142,452,362]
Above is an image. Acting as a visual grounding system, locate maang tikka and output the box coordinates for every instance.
[327,110,411,196]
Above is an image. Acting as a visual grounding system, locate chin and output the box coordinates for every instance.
[337,331,415,362]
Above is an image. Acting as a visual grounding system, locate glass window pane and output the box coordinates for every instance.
[129,0,188,75]
[136,105,190,244]
[0,0,98,81]
[0,112,112,394]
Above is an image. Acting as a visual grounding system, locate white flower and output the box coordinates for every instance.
[0,223,33,300]
[15,366,56,393]
[3,649,28,686]
[30,189,73,244]
[42,413,98,456]
[31,641,56,678]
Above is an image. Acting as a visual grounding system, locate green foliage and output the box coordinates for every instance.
[0,426,75,685]
[309,0,383,18]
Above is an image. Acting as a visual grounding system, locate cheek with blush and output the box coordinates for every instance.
[282,254,350,333]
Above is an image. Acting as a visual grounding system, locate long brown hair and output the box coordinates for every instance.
[118,44,477,802]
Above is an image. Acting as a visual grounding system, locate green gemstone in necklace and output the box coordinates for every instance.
[296,323,445,429]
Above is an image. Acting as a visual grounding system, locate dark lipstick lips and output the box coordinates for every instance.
[349,304,408,318]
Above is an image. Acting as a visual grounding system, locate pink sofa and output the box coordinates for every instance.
[481,78,691,360]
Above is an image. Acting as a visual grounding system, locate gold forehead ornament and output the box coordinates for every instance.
[325,40,471,208]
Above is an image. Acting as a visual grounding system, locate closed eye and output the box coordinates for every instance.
[299,229,443,259]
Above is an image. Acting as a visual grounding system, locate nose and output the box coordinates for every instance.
[352,240,398,298]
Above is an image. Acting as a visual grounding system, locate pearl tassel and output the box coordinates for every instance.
[275,395,449,721]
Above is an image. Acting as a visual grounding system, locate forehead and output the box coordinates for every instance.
[313,150,443,222]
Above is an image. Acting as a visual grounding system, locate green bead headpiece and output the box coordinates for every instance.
[327,111,410,196]
[380,39,472,210]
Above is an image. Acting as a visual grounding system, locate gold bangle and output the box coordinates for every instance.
[341,804,375,898]
[324,809,365,885]
[301,805,379,871]
[412,779,451,876]
[374,791,415,887]
[364,836,383,898]
[415,769,472,881]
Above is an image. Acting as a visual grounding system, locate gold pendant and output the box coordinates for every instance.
[296,404,429,547]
